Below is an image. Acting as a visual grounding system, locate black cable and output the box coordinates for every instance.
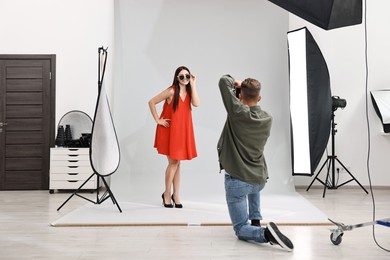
[364,0,390,252]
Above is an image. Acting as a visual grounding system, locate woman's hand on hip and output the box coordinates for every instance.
[157,118,171,127]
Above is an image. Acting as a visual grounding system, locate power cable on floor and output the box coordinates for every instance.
[364,0,390,252]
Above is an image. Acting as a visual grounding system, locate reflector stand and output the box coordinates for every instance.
[57,46,122,213]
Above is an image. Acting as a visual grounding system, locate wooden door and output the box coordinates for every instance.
[0,55,56,190]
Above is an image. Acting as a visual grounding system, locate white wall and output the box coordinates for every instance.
[3,0,387,198]
[112,0,294,203]
[0,0,114,126]
[289,1,390,187]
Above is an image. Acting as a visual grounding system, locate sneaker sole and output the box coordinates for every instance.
[267,222,294,252]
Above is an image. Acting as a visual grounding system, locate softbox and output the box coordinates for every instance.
[268,0,362,30]
[370,90,390,133]
[287,27,332,176]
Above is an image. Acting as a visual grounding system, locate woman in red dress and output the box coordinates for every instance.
[148,66,200,208]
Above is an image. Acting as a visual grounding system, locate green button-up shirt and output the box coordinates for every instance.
[217,75,272,184]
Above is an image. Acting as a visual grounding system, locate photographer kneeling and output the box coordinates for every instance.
[217,75,294,252]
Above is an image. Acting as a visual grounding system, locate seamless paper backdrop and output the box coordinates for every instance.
[111,0,293,204]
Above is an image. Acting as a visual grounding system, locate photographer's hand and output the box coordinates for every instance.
[234,80,242,88]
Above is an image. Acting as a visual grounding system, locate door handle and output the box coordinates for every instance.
[0,122,7,127]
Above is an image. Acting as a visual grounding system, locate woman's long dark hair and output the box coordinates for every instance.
[171,66,192,111]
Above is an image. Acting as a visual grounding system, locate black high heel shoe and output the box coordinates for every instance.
[162,193,173,208]
[171,194,183,208]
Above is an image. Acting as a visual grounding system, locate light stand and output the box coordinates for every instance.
[306,108,368,197]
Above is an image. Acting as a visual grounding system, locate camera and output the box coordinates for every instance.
[332,96,347,111]
[234,87,241,98]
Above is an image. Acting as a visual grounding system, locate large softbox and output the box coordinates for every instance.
[370,90,390,133]
[269,0,362,30]
[287,27,332,176]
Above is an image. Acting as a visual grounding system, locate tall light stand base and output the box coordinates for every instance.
[306,155,368,197]
[306,109,368,197]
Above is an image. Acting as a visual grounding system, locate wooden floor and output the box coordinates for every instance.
[0,187,389,259]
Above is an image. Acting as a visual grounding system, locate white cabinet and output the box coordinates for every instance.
[49,147,99,193]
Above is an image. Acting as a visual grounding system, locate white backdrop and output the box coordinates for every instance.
[111,0,294,203]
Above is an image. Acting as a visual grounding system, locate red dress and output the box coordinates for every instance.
[154,87,197,160]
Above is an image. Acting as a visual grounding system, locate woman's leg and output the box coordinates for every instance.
[163,157,180,204]
[172,161,181,204]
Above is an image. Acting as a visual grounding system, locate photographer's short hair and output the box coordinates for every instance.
[241,78,261,101]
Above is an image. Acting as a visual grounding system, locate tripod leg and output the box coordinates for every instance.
[307,157,330,191]
[96,175,100,201]
[335,158,368,194]
[100,176,122,213]
[323,159,333,198]
[57,173,96,211]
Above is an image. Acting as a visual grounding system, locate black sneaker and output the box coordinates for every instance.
[251,219,261,226]
[265,222,294,252]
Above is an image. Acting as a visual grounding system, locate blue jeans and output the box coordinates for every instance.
[224,174,267,243]
[248,191,261,221]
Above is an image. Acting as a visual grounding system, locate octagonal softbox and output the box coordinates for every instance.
[269,0,362,30]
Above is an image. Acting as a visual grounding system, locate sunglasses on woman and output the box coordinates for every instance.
[177,74,191,80]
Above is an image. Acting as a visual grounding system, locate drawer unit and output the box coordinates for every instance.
[49,148,99,193]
